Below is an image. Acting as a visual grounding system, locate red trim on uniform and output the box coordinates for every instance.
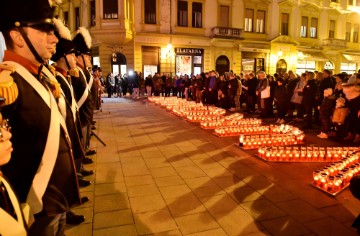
[3,50,40,75]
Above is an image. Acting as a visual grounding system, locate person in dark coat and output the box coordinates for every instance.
[0,0,80,233]
[205,70,218,105]
[316,69,335,113]
[317,88,336,139]
[217,75,229,109]
[244,72,257,113]
[302,71,317,129]
[145,74,153,97]
[343,83,360,143]
[274,78,287,124]
[286,73,299,117]
[228,72,238,111]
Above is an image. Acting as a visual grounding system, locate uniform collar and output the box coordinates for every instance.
[54,66,68,77]
[3,50,40,75]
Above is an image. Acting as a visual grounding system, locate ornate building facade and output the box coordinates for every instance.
[59,0,360,76]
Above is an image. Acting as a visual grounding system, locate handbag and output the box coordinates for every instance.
[260,86,270,99]
[291,92,303,104]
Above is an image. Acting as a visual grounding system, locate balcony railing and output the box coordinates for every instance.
[323,38,347,48]
[211,27,244,40]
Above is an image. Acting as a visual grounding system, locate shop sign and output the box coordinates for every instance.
[175,48,204,55]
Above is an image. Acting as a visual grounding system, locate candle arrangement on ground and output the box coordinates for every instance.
[233,124,304,141]
[148,97,227,121]
[311,151,360,196]
[201,117,259,129]
[238,133,305,148]
[257,146,358,162]
[215,125,270,137]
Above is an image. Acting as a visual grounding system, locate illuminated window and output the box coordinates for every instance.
[354,24,359,43]
[178,0,188,27]
[346,22,351,42]
[281,13,289,35]
[310,18,318,38]
[192,2,202,28]
[300,16,308,38]
[245,9,254,32]
[256,10,265,33]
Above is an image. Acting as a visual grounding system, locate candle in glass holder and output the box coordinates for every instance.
[320,173,328,189]
[313,170,321,186]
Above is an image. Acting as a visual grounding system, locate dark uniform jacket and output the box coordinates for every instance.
[54,67,86,160]
[72,65,93,126]
[1,51,80,216]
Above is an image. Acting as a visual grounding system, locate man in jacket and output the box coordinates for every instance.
[0,0,80,234]
[302,71,318,129]
[256,71,270,118]
[205,70,218,105]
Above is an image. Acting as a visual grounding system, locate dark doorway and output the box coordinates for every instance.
[216,55,230,76]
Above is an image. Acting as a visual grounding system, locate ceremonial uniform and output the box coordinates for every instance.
[0,52,80,220]
[0,0,80,234]
[0,64,27,236]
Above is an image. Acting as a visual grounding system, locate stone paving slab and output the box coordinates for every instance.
[65,97,359,235]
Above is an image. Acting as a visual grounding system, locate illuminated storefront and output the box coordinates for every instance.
[175,48,204,76]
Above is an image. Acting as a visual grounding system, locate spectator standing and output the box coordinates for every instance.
[145,74,153,97]
[302,72,317,129]
[274,78,287,124]
[228,73,238,111]
[343,83,360,142]
[205,70,218,106]
[256,71,271,118]
[317,88,336,139]
[292,73,306,120]
[244,72,257,113]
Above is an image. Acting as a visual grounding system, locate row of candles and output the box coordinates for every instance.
[239,133,305,149]
[257,146,358,162]
[215,126,270,137]
[313,152,360,194]
[201,118,261,130]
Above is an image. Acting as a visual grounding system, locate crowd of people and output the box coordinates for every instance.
[104,69,360,143]
[0,1,102,235]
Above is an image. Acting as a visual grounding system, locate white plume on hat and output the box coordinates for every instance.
[48,0,62,7]
[77,27,92,50]
[53,18,71,40]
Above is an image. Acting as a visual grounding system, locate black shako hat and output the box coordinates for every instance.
[0,0,60,32]
[72,27,92,56]
[51,18,76,62]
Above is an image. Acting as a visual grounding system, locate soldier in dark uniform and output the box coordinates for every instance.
[0,94,27,235]
[0,0,80,234]
[51,18,94,225]
[72,27,97,158]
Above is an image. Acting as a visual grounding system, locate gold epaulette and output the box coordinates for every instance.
[0,62,19,106]
[48,65,57,76]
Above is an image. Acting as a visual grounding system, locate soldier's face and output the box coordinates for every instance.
[65,53,77,69]
[26,27,58,61]
[83,54,92,68]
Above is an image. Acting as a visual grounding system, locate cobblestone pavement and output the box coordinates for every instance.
[65,97,360,236]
